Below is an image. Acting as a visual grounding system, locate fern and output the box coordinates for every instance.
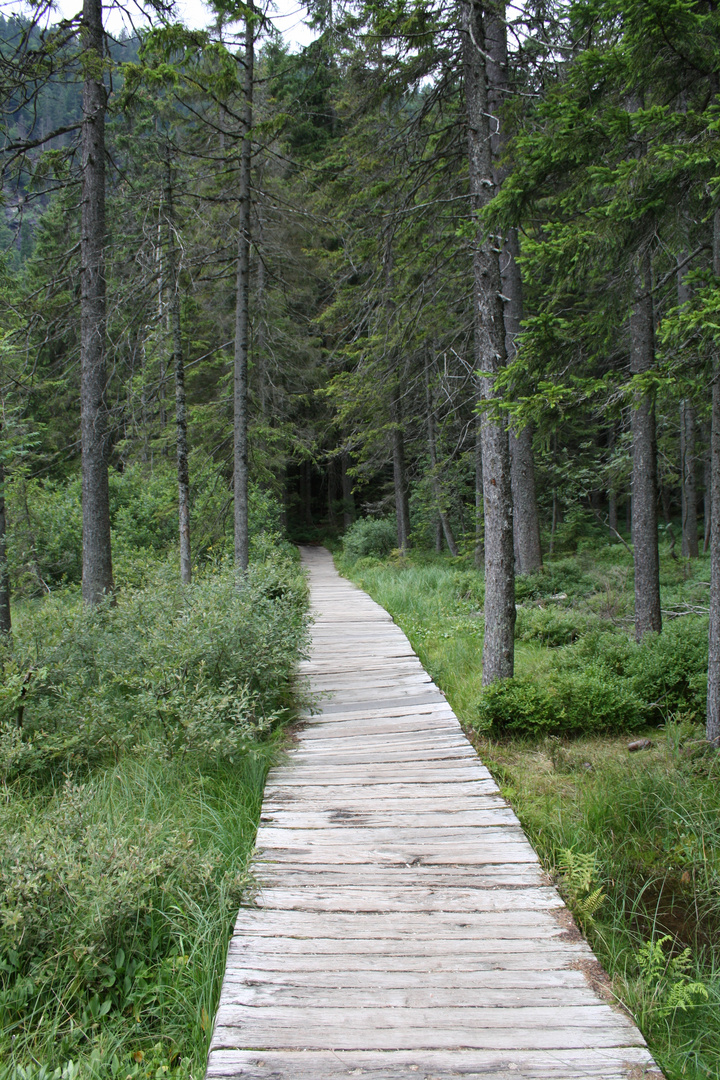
[557,847,606,925]
[637,935,709,1019]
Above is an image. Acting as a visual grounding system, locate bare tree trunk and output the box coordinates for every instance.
[0,458,10,634]
[702,422,711,551]
[608,492,618,534]
[233,6,253,572]
[630,252,661,640]
[390,394,411,553]
[474,421,483,569]
[676,256,699,558]
[164,151,191,584]
[425,350,459,556]
[510,422,542,572]
[303,461,313,527]
[341,450,354,529]
[80,0,113,604]
[607,423,618,534]
[680,400,699,558]
[464,0,514,683]
[486,18,542,576]
[707,209,720,742]
[327,455,338,531]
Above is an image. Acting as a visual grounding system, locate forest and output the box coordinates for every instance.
[1,0,720,1076]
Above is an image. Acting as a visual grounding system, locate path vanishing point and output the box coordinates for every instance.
[207,547,662,1080]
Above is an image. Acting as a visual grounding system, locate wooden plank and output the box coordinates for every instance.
[251,865,548,888]
[245,885,560,911]
[207,1048,662,1080]
[259,809,519,828]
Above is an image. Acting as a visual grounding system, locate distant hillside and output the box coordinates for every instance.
[0,16,140,265]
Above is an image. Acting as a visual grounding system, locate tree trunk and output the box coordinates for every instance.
[486,18,542,577]
[341,450,355,529]
[327,455,338,531]
[630,252,661,640]
[707,209,720,742]
[464,0,514,683]
[680,400,699,558]
[233,6,253,572]
[390,394,411,553]
[0,459,10,634]
[425,350,459,556]
[164,152,192,584]
[608,494,618,534]
[80,0,113,604]
[474,421,483,569]
[676,249,699,558]
[703,422,711,552]
[510,422,542,573]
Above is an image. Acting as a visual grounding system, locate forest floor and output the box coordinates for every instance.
[336,538,720,1080]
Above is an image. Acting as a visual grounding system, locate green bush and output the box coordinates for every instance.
[559,619,708,720]
[342,517,397,562]
[477,670,645,737]
[0,550,309,784]
[514,605,601,646]
[514,559,597,602]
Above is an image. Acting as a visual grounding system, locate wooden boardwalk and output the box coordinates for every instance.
[207,547,661,1080]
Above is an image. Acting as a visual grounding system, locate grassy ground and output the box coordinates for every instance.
[337,540,720,1080]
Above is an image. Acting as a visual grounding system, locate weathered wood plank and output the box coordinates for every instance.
[206,1048,662,1080]
[244,885,560,911]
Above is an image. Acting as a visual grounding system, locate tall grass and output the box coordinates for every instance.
[0,740,278,1080]
[339,548,720,1080]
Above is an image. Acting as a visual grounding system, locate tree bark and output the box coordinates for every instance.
[425,350,459,556]
[680,400,699,558]
[704,424,711,552]
[341,449,355,529]
[707,209,720,742]
[474,421,483,569]
[608,492,618,534]
[164,151,191,584]
[510,422,542,572]
[80,0,113,604]
[390,393,411,553]
[487,14,542,576]
[327,454,338,531]
[677,256,699,558]
[0,458,11,635]
[233,6,253,572]
[464,0,515,683]
[630,252,661,640]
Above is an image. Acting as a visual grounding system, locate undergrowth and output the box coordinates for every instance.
[0,531,310,1079]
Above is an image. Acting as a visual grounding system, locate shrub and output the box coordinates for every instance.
[477,670,645,737]
[342,517,397,562]
[514,606,601,646]
[0,550,309,784]
[559,619,708,720]
[514,559,597,602]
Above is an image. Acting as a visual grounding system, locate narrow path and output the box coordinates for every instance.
[207,547,661,1080]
